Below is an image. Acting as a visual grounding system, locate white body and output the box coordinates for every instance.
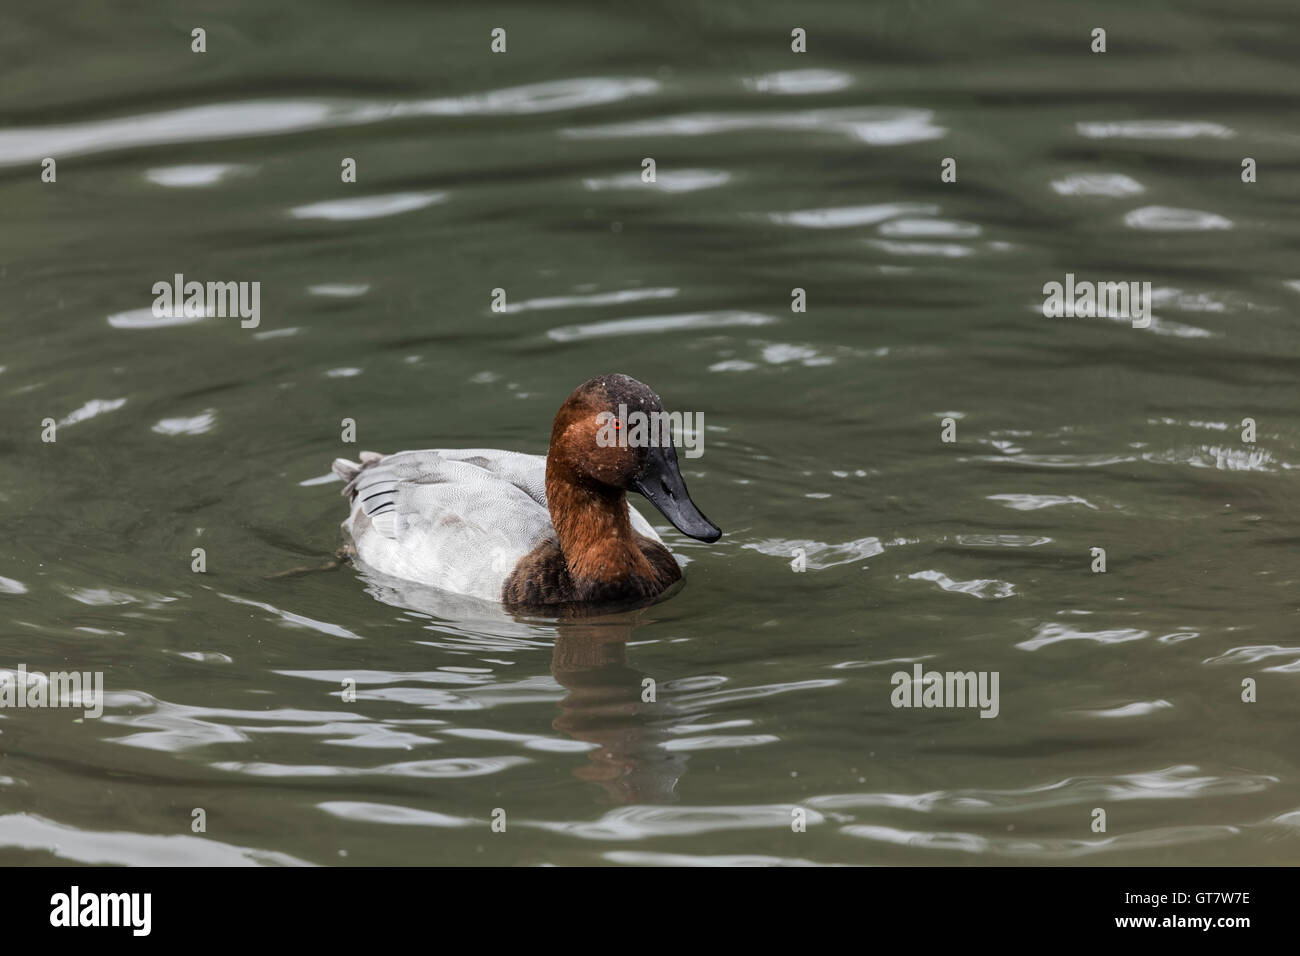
[334,448,663,602]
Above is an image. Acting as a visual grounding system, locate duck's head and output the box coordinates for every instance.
[548,373,722,543]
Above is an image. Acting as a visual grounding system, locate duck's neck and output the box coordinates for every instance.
[545,468,657,586]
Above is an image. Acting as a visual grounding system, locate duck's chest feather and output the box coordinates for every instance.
[502,534,681,607]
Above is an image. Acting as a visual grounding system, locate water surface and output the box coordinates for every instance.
[2,0,1299,865]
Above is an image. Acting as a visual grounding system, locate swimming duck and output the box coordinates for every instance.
[331,374,721,608]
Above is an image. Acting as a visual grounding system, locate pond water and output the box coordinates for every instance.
[1,0,1298,865]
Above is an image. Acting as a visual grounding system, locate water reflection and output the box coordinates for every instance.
[551,623,687,805]
[356,566,689,803]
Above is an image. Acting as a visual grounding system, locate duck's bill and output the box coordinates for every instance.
[633,444,722,543]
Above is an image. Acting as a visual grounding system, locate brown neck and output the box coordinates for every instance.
[545,464,657,585]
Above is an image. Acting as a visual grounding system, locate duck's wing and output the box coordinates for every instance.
[332,449,665,601]
[335,450,555,601]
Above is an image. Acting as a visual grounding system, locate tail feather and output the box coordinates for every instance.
[333,451,385,498]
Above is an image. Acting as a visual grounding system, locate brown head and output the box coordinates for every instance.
[545,374,721,543]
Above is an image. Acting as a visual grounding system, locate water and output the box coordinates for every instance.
[2,0,1299,865]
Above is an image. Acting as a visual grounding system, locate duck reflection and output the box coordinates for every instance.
[549,619,688,805]
[345,568,690,804]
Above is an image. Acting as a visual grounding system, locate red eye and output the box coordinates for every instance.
[612,419,622,430]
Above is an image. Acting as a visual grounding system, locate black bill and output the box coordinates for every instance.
[633,443,722,543]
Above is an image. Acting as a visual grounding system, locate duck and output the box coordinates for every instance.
[331,374,721,609]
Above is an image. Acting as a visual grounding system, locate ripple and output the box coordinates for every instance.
[298,471,340,487]
[954,534,1052,548]
[809,766,1275,815]
[58,397,126,426]
[0,813,309,866]
[407,76,659,116]
[442,727,593,753]
[66,586,174,608]
[100,691,455,752]
[769,202,937,228]
[661,734,779,751]
[0,102,354,165]
[352,686,483,710]
[527,804,825,840]
[1144,317,1216,337]
[868,239,974,257]
[1076,120,1235,140]
[0,575,28,595]
[878,218,980,238]
[215,756,527,778]
[1051,173,1145,197]
[583,169,729,192]
[27,104,365,165]
[978,453,1136,469]
[841,822,1238,857]
[760,343,832,365]
[289,191,445,221]
[218,593,362,640]
[0,79,660,166]
[1017,623,1148,651]
[1070,700,1174,718]
[276,667,495,687]
[547,310,774,342]
[832,655,936,671]
[744,69,852,95]
[743,536,883,569]
[1144,445,1276,472]
[565,107,945,146]
[1149,417,1230,430]
[145,163,250,187]
[502,287,677,314]
[908,570,1014,599]
[316,802,476,827]
[173,651,233,664]
[152,410,216,435]
[664,717,753,733]
[671,679,842,712]
[107,306,208,329]
[1204,645,1300,668]
[254,326,302,339]
[662,676,728,693]
[605,850,827,865]
[987,493,1098,510]
[308,283,370,297]
[1123,205,1232,231]
[843,824,990,852]
[1150,287,1230,313]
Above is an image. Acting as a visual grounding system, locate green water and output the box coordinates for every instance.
[2,0,1299,865]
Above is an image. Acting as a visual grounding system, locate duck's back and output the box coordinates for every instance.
[333,449,662,602]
